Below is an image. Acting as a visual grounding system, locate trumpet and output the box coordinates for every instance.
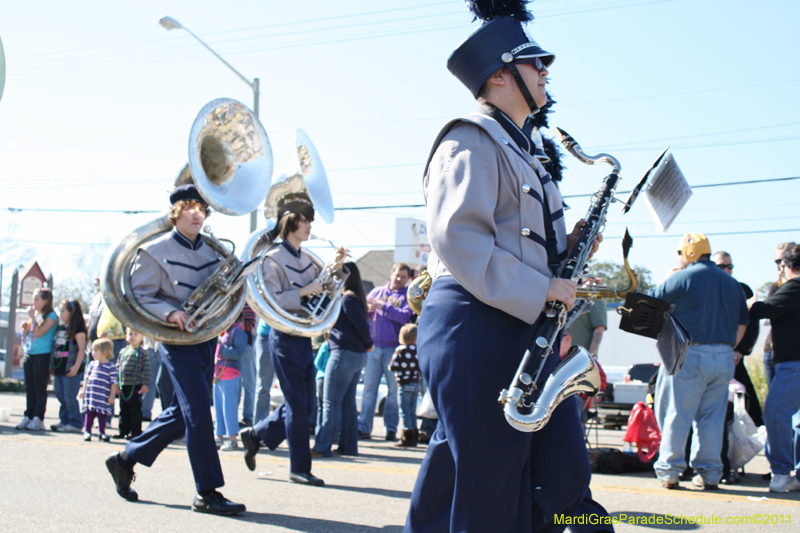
[407,269,432,315]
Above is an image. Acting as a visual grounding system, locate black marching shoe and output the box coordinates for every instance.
[192,490,246,516]
[240,427,260,472]
[289,471,324,486]
[106,453,138,502]
[385,431,397,442]
[358,431,371,440]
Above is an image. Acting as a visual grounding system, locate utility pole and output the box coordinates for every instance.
[4,268,18,379]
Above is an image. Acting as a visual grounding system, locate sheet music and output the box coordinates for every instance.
[643,154,691,234]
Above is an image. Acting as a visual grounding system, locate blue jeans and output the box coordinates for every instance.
[140,348,160,419]
[315,378,324,433]
[214,376,241,438]
[314,349,367,455]
[359,345,399,434]
[763,361,800,476]
[398,382,420,432]
[238,344,256,422]
[254,332,275,424]
[763,351,776,385]
[654,345,735,483]
[53,374,83,428]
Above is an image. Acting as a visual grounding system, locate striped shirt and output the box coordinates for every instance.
[117,344,152,387]
[83,361,118,415]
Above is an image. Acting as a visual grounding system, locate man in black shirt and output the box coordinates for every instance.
[750,245,800,493]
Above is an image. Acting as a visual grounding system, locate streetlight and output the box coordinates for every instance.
[159,16,261,232]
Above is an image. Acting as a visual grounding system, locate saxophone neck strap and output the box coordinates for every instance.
[539,182,561,276]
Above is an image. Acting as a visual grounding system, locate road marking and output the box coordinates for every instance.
[0,435,421,475]
[5,434,798,505]
[591,483,800,507]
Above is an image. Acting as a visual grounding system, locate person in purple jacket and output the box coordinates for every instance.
[358,263,414,441]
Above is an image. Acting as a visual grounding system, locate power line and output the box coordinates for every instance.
[13,2,456,61]
[602,228,800,239]
[14,0,677,76]
[14,227,799,249]
[561,175,800,199]
[3,175,799,214]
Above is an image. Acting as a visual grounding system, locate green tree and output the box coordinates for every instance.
[51,245,107,312]
[585,259,654,293]
[756,281,775,299]
[1,222,35,305]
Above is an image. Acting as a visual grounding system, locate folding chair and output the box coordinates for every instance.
[583,391,604,448]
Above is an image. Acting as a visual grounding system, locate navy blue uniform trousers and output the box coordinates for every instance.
[253,329,315,474]
[406,278,609,533]
[125,340,224,492]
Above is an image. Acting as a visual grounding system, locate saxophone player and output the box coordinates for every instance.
[240,201,348,486]
[105,184,246,515]
[405,3,606,532]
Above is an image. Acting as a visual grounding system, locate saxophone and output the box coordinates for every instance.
[498,128,637,432]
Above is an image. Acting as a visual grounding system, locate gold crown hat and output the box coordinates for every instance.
[678,233,711,263]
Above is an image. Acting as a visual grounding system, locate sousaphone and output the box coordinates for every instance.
[101,98,272,344]
[243,129,345,337]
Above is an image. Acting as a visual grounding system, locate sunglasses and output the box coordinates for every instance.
[716,263,733,270]
[518,56,547,71]
[775,259,784,266]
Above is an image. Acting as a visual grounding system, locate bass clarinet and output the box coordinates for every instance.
[498,128,625,432]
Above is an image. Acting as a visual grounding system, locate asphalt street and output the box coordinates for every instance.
[1,392,798,532]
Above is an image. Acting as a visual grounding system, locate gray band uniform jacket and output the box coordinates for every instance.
[130,229,222,321]
[261,240,349,316]
[424,110,568,325]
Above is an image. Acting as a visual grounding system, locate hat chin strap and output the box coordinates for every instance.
[502,53,540,115]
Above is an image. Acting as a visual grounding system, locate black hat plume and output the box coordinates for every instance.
[465,0,534,21]
[530,92,564,182]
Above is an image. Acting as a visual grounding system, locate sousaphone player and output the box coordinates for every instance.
[104,97,273,516]
[105,185,245,515]
[240,197,348,486]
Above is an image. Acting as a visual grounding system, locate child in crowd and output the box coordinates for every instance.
[78,338,119,442]
[389,324,420,447]
[17,288,59,431]
[114,328,152,440]
[50,300,87,433]
[214,314,248,451]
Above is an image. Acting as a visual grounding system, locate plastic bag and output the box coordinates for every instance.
[728,392,766,470]
[97,305,124,339]
[417,389,438,419]
[623,401,661,462]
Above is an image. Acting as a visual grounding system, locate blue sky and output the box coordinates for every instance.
[1,0,798,295]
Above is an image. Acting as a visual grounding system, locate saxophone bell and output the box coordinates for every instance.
[500,346,601,432]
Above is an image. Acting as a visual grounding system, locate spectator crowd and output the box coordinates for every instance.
[12,238,800,498]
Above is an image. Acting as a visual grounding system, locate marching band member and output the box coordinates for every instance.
[105,184,246,516]
[241,201,348,487]
[405,2,608,531]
